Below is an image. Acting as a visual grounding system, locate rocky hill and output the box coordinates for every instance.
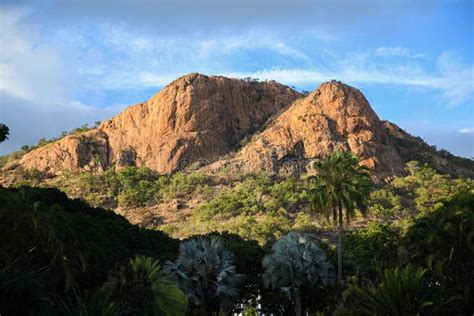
[2,74,473,180]
[215,81,404,179]
[10,74,299,174]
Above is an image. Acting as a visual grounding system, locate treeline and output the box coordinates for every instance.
[10,160,474,246]
[1,184,473,315]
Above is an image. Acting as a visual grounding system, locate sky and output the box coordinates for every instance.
[0,0,473,157]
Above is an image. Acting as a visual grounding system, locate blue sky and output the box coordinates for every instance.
[0,0,473,157]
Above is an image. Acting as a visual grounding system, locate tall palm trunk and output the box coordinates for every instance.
[294,288,302,316]
[337,200,343,286]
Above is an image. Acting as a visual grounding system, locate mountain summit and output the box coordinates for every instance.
[222,81,404,179]
[4,74,473,179]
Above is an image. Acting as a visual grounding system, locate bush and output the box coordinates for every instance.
[368,188,407,221]
[343,222,400,278]
[114,167,159,207]
[194,175,307,221]
[347,265,432,316]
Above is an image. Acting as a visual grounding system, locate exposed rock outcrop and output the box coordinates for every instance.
[215,81,405,179]
[3,74,473,180]
[11,73,299,175]
[15,129,109,175]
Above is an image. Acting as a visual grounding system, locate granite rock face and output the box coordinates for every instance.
[15,129,109,174]
[6,74,473,179]
[12,73,299,175]
[220,81,405,178]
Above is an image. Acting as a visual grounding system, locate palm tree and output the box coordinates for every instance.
[165,237,244,315]
[308,151,372,285]
[103,255,187,316]
[348,265,433,315]
[262,232,335,316]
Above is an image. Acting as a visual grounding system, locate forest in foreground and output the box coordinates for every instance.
[1,150,473,315]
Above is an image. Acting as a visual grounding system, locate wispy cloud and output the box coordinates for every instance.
[459,127,474,134]
[3,7,472,108]
[375,46,425,59]
[1,3,473,157]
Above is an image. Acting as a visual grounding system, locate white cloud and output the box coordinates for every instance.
[434,51,474,107]
[375,46,424,58]
[1,5,473,157]
[0,8,68,103]
[459,127,474,134]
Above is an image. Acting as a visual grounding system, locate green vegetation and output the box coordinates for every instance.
[97,256,187,315]
[343,222,400,278]
[1,149,473,314]
[165,237,245,315]
[393,160,473,213]
[308,151,372,285]
[262,232,335,316]
[347,265,432,316]
[163,173,308,244]
[31,159,470,249]
[401,190,474,313]
[50,167,212,208]
[0,186,178,314]
[0,123,9,142]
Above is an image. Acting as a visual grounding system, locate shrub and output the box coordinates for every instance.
[99,256,186,315]
[347,265,432,316]
[343,222,400,278]
[368,188,407,221]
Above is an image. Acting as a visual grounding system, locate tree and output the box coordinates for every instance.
[348,265,432,316]
[0,186,180,314]
[343,222,400,278]
[165,237,244,315]
[402,190,474,313]
[0,123,9,142]
[262,232,335,316]
[308,151,372,285]
[101,256,187,316]
[185,232,265,314]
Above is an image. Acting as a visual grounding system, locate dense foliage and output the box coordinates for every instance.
[347,265,433,316]
[1,157,473,314]
[165,237,245,315]
[97,256,187,315]
[262,232,335,316]
[0,123,9,143]
[59,167,211,208]
[401,190,474,313]
[0,186,179,314]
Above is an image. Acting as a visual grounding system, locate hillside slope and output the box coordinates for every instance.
[216,81,404,179]
[2,74,473,180]
[11,73,299,175]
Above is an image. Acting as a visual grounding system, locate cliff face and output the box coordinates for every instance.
[5,74,473,180]
[217,81,405,179]
[12,73,299,174]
